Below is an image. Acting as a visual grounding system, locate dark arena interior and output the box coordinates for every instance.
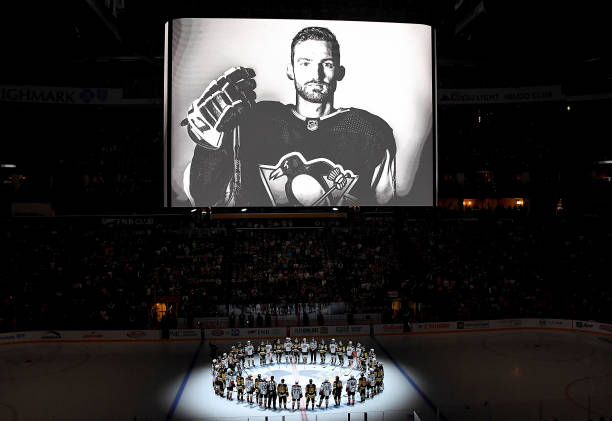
[1,1,612,421]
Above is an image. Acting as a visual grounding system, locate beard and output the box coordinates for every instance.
[295,81,335,103]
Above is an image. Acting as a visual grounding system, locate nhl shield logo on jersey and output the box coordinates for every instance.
[306,119,319,131]
[259,152,358,206]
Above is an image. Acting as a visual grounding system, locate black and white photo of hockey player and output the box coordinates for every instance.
[177,21,433,207]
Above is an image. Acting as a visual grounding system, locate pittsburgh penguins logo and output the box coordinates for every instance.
[259,152,358,206]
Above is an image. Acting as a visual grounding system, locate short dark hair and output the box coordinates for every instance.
[291,27,340,64]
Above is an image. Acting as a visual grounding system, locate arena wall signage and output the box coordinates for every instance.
[165,18,436,207]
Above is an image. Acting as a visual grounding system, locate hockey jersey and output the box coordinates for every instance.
[246,377,254,391]
[347,378,357,393]
[284,341,293,352]
[367,371,375,386]
[188,102,397,207]
[245,344,254,356]
[305,383,317,397]
[309,340,318,351]
[278,383,288,397]
[333,379,343,391]
[291,384,302,400]
[320,381,332,396]
[329,343,337,354]
[301,342,309,353]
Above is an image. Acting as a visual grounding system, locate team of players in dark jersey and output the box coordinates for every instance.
[212,338,384,410]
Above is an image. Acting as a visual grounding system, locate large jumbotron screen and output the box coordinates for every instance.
[165,18,436,208]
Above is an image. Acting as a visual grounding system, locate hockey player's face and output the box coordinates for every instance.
[292,40,339,103]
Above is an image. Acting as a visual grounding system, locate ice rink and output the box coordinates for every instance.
[1,330,612,421]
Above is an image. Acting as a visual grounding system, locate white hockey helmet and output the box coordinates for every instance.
[223,352,227,357]
[357,342,361,347]
[247,340,251,345]
[303,337,307,342]
[350,374,355,379]
[370,348,374,353]
[295,380,299,384]
[331,338,336,342]
[348,341,352,345]
[212,359,217,363]
[324,378,329,382]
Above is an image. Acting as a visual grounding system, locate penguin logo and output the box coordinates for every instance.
[259,152,358,206]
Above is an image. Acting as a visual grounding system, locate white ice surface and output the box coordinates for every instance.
[1,331,612,421]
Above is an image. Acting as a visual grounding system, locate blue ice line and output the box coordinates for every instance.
[371,336,448,421]
[166,340,204,421]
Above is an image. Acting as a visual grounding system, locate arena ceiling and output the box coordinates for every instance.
[0,1,610,92]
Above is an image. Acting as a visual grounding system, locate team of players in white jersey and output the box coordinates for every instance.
[212,338,385,410]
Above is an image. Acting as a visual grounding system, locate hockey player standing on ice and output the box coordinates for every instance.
[346,375,358,405]
[355,343,362,369]
[367,368,376,398]
[333,376,343,406]
[183,27,399,207]
[236,342,245,369]
[309,337,318,363]
[318,378,333,408]
[368,348,377,369]
[235,371,245,401]
[374,361,384,394]
[305,379,317,410]
[301,338,310,364]
[274,338,283,364]
[359,345,368,371]
[225,368,235,400]
[329,338,338,364]
[245,340,255,367]
[258,341,266,365]
[215,370,226,397]
[318,339,327,364]
[291,380,303,410]
[337,340,346,366]
[246,374,255,404]
[265,340,273,364]
[260,377,269,407]
[358,373,368,402]
[284,337,293,363]
[267,375,278,409]
[292,338,300,363]
[277,378,289,409]
[346,341,355,367]
[255,374,262,406]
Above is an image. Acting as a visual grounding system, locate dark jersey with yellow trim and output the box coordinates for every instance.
[277,383,288,397]
[358,377,367,390]
[305,383,317,397]
[333,379,343,391]
[236,375,245,390]
[190,101,396,207]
